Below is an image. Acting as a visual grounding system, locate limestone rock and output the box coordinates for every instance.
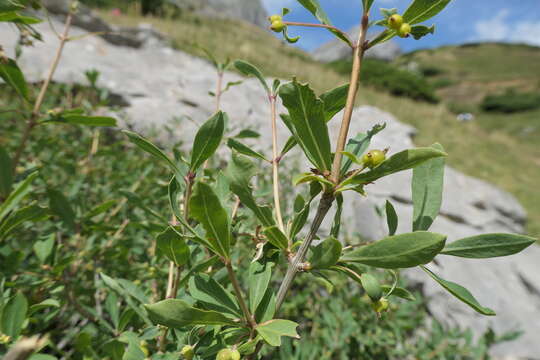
[312,26,401,62]
[1,20,538,359]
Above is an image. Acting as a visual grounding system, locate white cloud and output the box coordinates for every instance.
[473,9,540,46]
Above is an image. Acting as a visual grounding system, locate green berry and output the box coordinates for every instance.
[398,23,412,38]
[216,348,241,360]
[181,345,195,360]
[362,150,386,168]
[371,297,389,313]
[387,14,403,30]
[268,14,282,23]
[270,20,286,32]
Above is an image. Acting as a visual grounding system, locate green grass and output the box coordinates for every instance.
[94,11,540,236]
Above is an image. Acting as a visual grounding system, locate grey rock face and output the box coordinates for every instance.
[41,0,167,48]
[169,0,268,28]
[312,26,402,62]
[2,20,538,358]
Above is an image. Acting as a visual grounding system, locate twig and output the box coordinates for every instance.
[329,13,369,183]
[269,95,285,236]
[12,9,74,173]
[225,261,257,331]
[283,21,353,47]
[216,71,224,112]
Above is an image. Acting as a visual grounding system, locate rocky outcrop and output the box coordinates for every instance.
[1,20,539,359]
[312,26,401,62]
[40,0,166,48]
[169,0,268,28]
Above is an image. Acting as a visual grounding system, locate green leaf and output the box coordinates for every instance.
[279,80,332,172]
[367,29,397,49]
[341,231,446,269]
[421,265,495,316]
[189,181,231,258]
[263,225,289,250]
[381,285,416,301]
[84,199,117,219]
[0,146,13,198]
[320,83,349,122]
[344,147,447,186]
[385,200,398,236]
[411,24,436,40]
[123,130,183,179]
[440,233,536,259]
[0,11,41,24]
[362,0,375,12]
[226,153,275,228]
[156,226,190,266]
[248,261,273,314]
[145,299,237,328]
[0,203,48,239]
[188,274,241,318]
[233,60,270,95]
[1,292,28,338]
[32,233,55,264]
[235,129,260,139]
[412,143,445,231]
[0,1,25,12]
[44,115,117,127]
[0,171,38,222]
[48,188,76,230]
[296,0,351,46]
[227,138,268,162]
[256,319,300,347]
[360,273,382,301]
[309,237,342,269]
[190,111,226,171]
[28,299,60,316]
[330,194,344,238]
[403,0,452,25]
[0,58,29,101]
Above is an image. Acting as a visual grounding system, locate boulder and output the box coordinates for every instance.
[1,20,539,359]
[312,25,401,62]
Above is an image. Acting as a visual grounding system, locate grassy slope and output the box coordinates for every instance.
[98,11,539,236]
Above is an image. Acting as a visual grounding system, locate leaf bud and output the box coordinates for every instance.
[270,20,286,33]
[398,23,412,38]
[268,14,282,23]
[371,297,389,313]
[387,14,403,30]
[362,149,387,169]
[216,348,241,360]
[180,345,195,360]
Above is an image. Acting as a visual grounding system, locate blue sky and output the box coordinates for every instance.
[261,0,540,52]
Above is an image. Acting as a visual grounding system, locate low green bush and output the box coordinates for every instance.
[481,89,540,113]
[328,59,439,103]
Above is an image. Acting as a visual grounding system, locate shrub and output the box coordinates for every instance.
[481,89,540,113]
[328,59,440,103]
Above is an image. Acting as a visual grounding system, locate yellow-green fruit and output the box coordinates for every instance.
[387,14,403,30]
[362,150,386,168]
[371,297,389,313]
[216,348,241,360]
[398,23,412,38]
[270,20,286,32]
[181,345,195,360]
[268,14,282,23]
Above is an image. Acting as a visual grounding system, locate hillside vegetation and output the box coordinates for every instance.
[98,10,540,236]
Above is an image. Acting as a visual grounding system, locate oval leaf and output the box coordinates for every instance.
[344,147,447,186]
[403,0,452,25]
[233,60,270,95]
[190,111,225,171]
[309,237,342,269]
[188,274,241,317]
[360,273,382,302]
[189,181,231,258]
[0,58,29,101]
[145,299,237,328]
[256,319,300,347]
[440,233,536,259]
[340,231,446,269]
[156,226,190,266]
[421,265,495,316]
